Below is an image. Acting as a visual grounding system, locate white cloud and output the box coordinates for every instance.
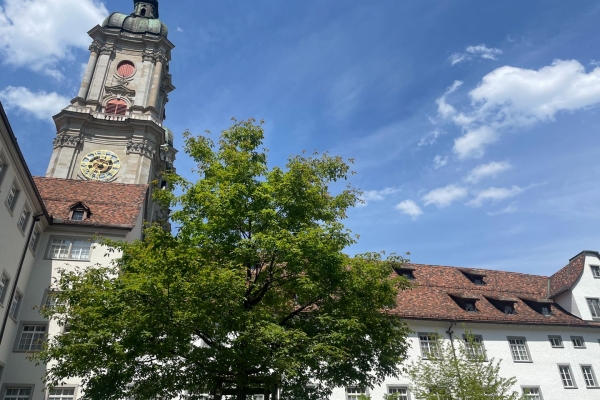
[433,155,448,169]
[450,44,502,65]
[177,27,184,32]
[0,0,108,79]
[0,86,69,121]
[467,186,524,207]
[418,129,445,146]
[436,80,462,118]
[465,161,512,184]
[395,200,423,219]
[487,202,518,216]
[422,184,468,208]
[444,60,600,159]
[359,187,400,206]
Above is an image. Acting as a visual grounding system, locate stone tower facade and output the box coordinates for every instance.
[46,0,176,185]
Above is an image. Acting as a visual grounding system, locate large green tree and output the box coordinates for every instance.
[36,119,412,400]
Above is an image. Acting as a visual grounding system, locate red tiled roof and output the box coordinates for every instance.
[391,262,600,327]
[33,177,148,229]
[548,252,586,297]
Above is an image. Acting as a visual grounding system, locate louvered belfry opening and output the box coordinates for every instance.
[105,99,128,116]
[117,61,136,78]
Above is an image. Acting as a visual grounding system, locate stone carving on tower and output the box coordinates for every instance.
[46,0,176,185]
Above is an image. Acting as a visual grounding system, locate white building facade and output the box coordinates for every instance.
[0,1,599,400]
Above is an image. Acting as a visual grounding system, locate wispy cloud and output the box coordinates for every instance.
[395,200,423,219]
[439,60,600,159]
[0,0,108,79]
[433,155,448,169]
[468,186,524,207]
[177,27,184,32]
[436,80,462,119]
[0,86,69,121]
[422,184,468,208]
[487,202,518,216]
[450,44,503,66]
[359,187,400,206]
[465,161,512,184]
[418,129,445,146]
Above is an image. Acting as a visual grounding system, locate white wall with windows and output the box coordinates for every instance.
[328,320,600,400]
[555,254,600,322]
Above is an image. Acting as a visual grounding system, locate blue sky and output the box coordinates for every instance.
[2,0,600,275]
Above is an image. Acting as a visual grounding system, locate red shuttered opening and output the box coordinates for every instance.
[105,99,127,115]
[117,61,135,78]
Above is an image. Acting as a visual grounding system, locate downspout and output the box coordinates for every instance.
[0,213,45,345]
[446,322,465,400]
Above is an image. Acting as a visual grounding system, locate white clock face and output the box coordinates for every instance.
[80,150,121,181]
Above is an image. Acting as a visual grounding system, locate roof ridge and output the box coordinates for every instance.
[414,283,546,296]
[407,263,549,279]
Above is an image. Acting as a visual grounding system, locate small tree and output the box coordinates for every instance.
[35,118,413,400]
[407,331,525,400]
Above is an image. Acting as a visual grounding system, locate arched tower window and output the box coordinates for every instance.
[105,99,128,116]
[141,8,146,16]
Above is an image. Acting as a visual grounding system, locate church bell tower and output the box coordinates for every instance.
[46,0,176,185]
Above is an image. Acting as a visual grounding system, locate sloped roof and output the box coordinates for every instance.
[33,177,148,229]
[391,262,600,327]
[548,252,586,297]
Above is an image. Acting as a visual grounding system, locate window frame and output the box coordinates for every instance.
[580,365,599,388]
[462,334,487,361]
[548,335,563,348]
[16,203,31,233]
[0,150,8,188]
[0,271,10,306]
[0,362,4,385]
[571,336,586,349]
[41,290,66,311]
[587,298,600,320]
[521,386,543,400]
[8,290,22,320]
[590,265,600,278]
[28,226,41,254]
[0,385,36,400]
[558,364,577,389]
[418,332,441,359]
[345,387,367,400]
[45,237,93,262]
[5,183,20,213]
[507,336,532,363]
[13,322,48,353]
[47,387,78,400]
[387,386,410,400]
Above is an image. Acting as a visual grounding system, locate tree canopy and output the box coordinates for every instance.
[407,330,525,400]
[36,119,412,400]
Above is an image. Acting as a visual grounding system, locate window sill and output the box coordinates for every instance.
[9,314,17,323]
[43,257,91,262]
[512,360,533,363]
[4,202,14,216]
[586,386,600,389]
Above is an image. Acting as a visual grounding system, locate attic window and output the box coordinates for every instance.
[461,271,486,285]
[449,294,479,312]
[522,298,553,317]
[141,8,146,16]
[394,267,415,280]
[68,203,92,221]
[486,297,517,315]
[105,99,127,116]
[71,211,85,221]
[592,265,600,278]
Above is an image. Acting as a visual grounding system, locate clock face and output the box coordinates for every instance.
[80,150,121,181]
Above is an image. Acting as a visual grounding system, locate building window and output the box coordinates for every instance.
[17,206,30,232]
[43,292,66,310]
[15,324,47,352]
[0,153,7,186]
[522,387,542,399]
[591,265,600,278]
[387,387,409,400]
[105,99,127,116]
[581,365,598,388]
[0,273,9,304]
[5,185,19,211]
[549,335,563,348]
[463,335,486,360]
[461,271,486,285]
[508,337,531,362]
[29,229,40,252]
[558,365,577,388]
[9,292,22,318]
[3,388,33,400]
[346,387,366,400]
[394,267,415,280]
[419,333,440,359]
[48,388,75,400]
[571,336,585,348]
[47,238,92,261]
[587,298,600,319]
[71,210,85,221]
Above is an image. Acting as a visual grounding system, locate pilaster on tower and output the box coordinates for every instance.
[46,0,176,187]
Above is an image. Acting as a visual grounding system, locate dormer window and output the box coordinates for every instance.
[521,298,553,317]
[449,293,480,312]
[592,265,600,278]
[459,270,486,286]
[486,296,517,315]
[394,266,415,280]
[141,8,147,16]
[68,202,92,221]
